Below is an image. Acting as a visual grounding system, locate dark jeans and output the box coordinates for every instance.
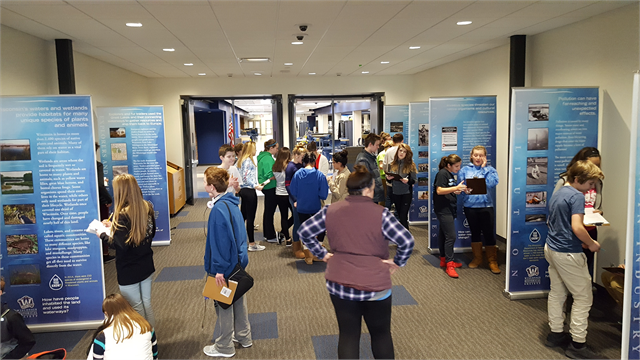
[392,192,412,230]
[289,197,301,243]
[100,203,110,255]
[276,195,293,240]
[298,212,325,242]
[464,207,496,246]
[330,294,394,360]
[585,227,597,281]
[385,182,393,211]
[262,188,278,240]
[239,188,257,244]
[436,211,456,262]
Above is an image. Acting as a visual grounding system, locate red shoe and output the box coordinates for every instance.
[446,262,459,278]
[440,257,446,267]
[451,261,463,268]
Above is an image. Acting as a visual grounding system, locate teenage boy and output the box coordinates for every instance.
[544,160,604,359]
[355,133,382,203]
[218,144,241,195]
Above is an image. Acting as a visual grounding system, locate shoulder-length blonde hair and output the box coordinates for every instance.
[111,174,152,246]
[390,143,417,174]
[236,141,256,169]
[101,293,152,343]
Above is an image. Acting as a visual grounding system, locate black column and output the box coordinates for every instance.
[509,35,526,163]
[55,39,76,94]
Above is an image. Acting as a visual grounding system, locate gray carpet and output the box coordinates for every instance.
[63,197,622,359]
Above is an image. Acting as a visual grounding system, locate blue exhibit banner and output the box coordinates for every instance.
[383,105,409,140]
[408,102,430,223]
[428,96,497,252]
[0,95,105,330]
[623,73,639,359]
[506,87,599,298]
[95,107,171,245]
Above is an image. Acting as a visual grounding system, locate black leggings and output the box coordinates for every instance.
[275,195,293,240]
[262,187,278,240]
[239,188,257,244]
[392,192,412,229]
[330,294,394,359]
[464,207,496,246]
[436,211,456,262]
[298,212,325,242]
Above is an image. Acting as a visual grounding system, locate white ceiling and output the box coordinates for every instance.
[0,0,634,79]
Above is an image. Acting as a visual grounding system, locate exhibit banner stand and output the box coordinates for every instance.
[408,102,429,224]
[0,95,105,331]
[428,96,497,254]
[622,72,640,359]
[95,106,171,245]
[383,105,409,140]
[505,87,599,300]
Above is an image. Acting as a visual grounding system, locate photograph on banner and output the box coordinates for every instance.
[408,102,430,223]
[0,95,105,327]
[428,97,497,252]
[506,87,599,296]
[383,105,409,141]
[95,106,171,244]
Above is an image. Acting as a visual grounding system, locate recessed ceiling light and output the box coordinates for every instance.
[309,72,316,75]
[163,48,175,52]
[126,23,142,27]
[284,63,293,66]
[198,73,206,76]
[184,63,193,66]
[239,58,270,62]
[254,73,262,76]
[457,21,473,26]
[409,46,421,50]
[381,61,389,64]
[362,71,369,74]
[291,41,304,45]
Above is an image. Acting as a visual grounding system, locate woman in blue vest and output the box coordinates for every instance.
[298,165,415,359]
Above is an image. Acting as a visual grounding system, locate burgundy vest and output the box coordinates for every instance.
[325,195,391,292]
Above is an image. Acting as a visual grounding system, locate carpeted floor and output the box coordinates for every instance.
[58,197,622,360]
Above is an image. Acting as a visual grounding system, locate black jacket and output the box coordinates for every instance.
[96,162,113,206]
[1,301,36,359]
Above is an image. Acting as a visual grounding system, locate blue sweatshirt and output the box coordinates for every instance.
[290,167,329,215]
[204,193,249,278]
[457,163,499,208]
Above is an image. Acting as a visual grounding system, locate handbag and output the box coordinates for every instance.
[214,202,254,310]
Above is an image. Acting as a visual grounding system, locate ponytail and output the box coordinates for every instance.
[439,154,462,170]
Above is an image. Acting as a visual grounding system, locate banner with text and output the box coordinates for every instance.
[623,74,639,359]
[383,105,409,140]
[428,96,497,252]
[95,107,171,245]
[0,95,105,330]
[506,87,599,297]
[409,102,430,223]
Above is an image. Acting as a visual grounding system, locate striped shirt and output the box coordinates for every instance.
[299,205,414,301]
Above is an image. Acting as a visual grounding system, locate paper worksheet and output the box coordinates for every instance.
[86,219,110,235]
[584,208,609,226]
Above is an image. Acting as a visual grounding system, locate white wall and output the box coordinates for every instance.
[529,3,639,283]
[147,75,414,167]
[412,44,511,238]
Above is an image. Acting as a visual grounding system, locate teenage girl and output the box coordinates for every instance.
[237,141,265,252]
[433,154,467,278]
[387,143,417,230]
[273,147,293,246]
[554,147,603,279]
[328,150,351,204]
[457,145,500,274]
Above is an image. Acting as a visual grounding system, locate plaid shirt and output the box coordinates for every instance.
[298,205,415,301]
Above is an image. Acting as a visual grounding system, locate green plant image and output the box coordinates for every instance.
[3,204,36,225]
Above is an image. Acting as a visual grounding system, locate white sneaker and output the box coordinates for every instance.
[203,344,235,357]
[248,244,266,252]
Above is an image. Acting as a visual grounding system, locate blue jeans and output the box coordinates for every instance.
[289,197,301,242]
[119,273,155,327]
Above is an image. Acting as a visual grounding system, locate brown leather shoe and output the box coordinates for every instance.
[486,246,501,274]
[468,242,483,268]
[303,249,314,265]
[292,241,305,259]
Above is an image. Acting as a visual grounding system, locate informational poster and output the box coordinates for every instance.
[622,73,639,359]
[0,95,105,330]
[506,87,599,298]
[383,105,409,140]
[428,96,497,253]
[408,102,429,223]
[95,107,171,245]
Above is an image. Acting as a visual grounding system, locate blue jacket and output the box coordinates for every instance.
[290,167,329,214]
[458,163,499,208]
[204,193,249,278]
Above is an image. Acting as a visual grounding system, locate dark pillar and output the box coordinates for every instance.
[509,35,526,164]
[55,39,76,94]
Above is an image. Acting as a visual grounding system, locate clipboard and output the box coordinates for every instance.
[466,178,487,195]
[602,267,625,275]
[203,276,238,304]
[386,173,403,181]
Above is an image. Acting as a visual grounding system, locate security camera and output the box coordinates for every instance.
[297,35,304,41]
[299,24,308,32]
